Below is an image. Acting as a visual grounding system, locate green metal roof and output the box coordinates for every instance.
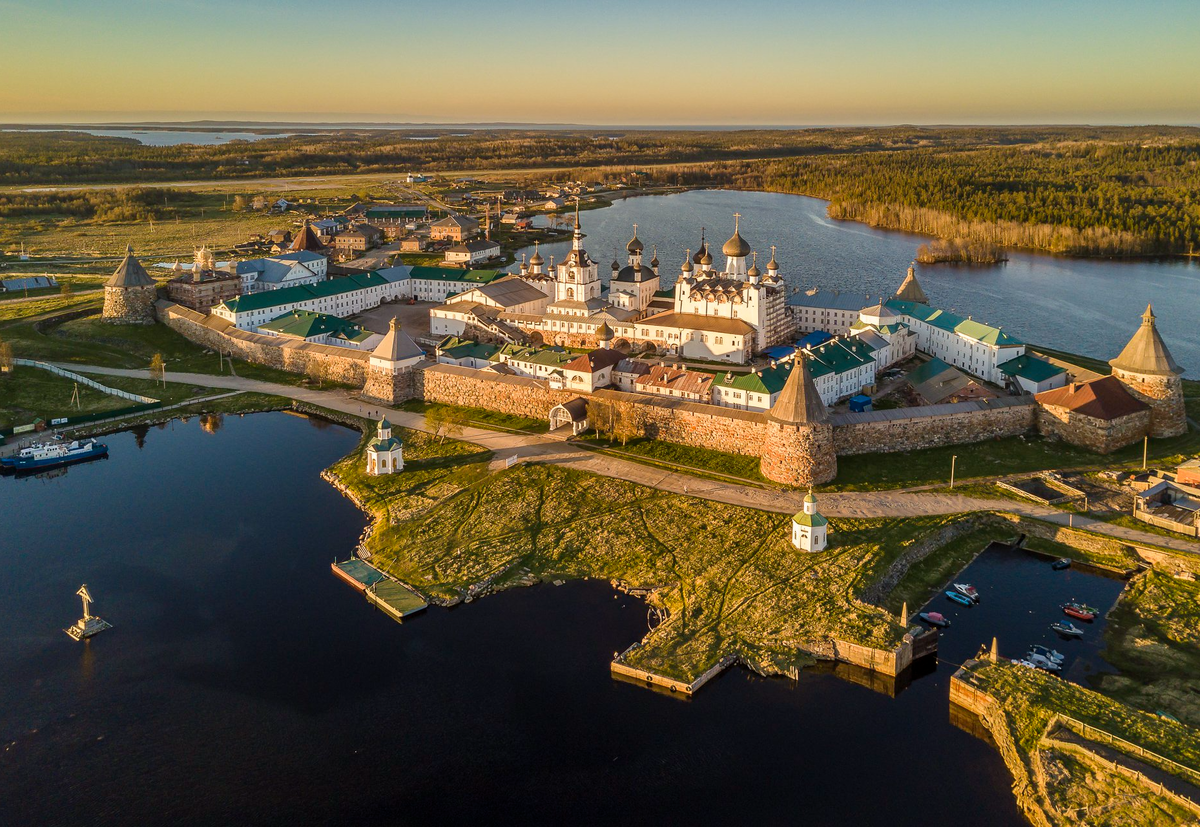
[792,511,828,528]
[887,299,1022,347]
[219,271,387,314]
[713,362,792,394]
[998,353,1067,382]
[441,339,500,361]
[955,318,1021,347]
[905,357,954,386]
[408,266,505,285]
[805,338,876,376]
[259,309,372,342]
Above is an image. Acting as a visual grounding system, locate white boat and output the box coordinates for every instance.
[1028,644,1065,663]
[952,583,979,602]
[1026,653,1062,672]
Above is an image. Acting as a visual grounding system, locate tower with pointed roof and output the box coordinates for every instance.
[759,358,837,486]
[362,317,426,404]
[791,490,828,552]
[102,245,158,324]
[1110,304,1186,437]
[552,202,600,303]
[895,262,929,305]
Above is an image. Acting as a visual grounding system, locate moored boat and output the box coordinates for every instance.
[1028,644,1065,664]
[1026,653,1062,673]
[1061,602,1095,621]
[945,590,974,606]
[1051,558,1071,570]
[952,583,979,602]
[1,438,108,472]
[1051,621,1084,637]
[918,611,950,628]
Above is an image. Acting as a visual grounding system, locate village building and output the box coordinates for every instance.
[288,221,326,254]
[905,357,997,405]
[364,205,427,238]
[611,357,652,391]
[364,418,404,475]
[400,236,428,252]
[1178,458,1200,487]
[1035,376,1151,454]
[444,238,501,266]
[101,245,157,324]
[237,251,328,293]
[791,491,828,552]
[213,270,408,330]
[409,266,506,303]
[634,364,714,402]
[429,214,479,242]
[1133,479,1200,537]
[311,217,350,242]
[255,309,381,350]
[997,353,1069,394]
[165,248,241,312]
[0,276,57,293]
[334,224,384,259]
[792,289,885,337]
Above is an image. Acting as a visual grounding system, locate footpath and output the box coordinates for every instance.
[51,362,1200,555]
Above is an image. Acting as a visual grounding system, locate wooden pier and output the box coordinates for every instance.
[332,560,427,622]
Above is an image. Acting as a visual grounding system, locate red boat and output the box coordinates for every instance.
[1061,603,1095,621]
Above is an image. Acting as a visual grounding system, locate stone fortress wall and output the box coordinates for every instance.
[156,297,1179,486]
[158,301,371,386]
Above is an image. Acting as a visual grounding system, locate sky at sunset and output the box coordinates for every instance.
[2,0,1198,125]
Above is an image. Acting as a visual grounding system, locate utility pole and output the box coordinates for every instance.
[1143,435,1148,471]
[950,455,958,489]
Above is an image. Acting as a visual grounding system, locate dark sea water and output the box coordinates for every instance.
[0,413,1127,825]
[525,190,1200,370]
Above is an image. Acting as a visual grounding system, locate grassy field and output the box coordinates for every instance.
[577,433,767,483]
[399,399,549,434]
[965,659,1200,795]
[1100,571,1200,727]
[0,365,142,431]
[0,291,345,388]
[830,426,1200,492]
[328,434,1030,682]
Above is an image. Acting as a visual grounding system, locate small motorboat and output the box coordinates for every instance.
[1014,659,1039,669]
[1051,558,1072,571]
[1061,602,1095,621]
[1026,653,1062,672]
[945,590,974,606]
[1028,644,1065,664]
[918,611,950,628]
[1051,621,1084,637]
[952,583,980,602]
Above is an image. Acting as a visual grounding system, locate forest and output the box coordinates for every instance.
[2,126,1199,257]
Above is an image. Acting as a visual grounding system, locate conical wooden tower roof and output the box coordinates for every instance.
[372,317,424,363]
[289,220,324,253]
[768,358,829,425]
[1110,304,1183,376]
[107,245,155,288]
[895,263,928,304]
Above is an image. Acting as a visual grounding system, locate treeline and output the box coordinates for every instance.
[640,141,1200,257]
[4,125,1198,186]
[0,188,185,222]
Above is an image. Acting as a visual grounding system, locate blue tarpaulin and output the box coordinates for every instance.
[797,330,834,350]
[848,394,873,413]
[762,345,796,361]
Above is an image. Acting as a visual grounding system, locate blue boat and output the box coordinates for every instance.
[1,438,108,472]
[1051,558,1072,570]
[945,590,974,606]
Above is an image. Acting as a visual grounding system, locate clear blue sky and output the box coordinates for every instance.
[2,0,1197,124]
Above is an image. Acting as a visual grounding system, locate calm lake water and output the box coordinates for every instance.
[3,128,295,146]
[524,190,1200,369]
[0,413,1130,825]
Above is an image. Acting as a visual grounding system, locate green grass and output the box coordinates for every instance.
[330,446,1014,682]
[577,434,766,483]
[0,292,351,389]
[967,659,1200,775]
[829,426,1200,492]
[0,366,141,431]
[399,399,549,433]
[1100,571,1200,727]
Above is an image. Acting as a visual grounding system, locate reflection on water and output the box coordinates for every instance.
[519,190,1200,368]
[0,413,1038,826]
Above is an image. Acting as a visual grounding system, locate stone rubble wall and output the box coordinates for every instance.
[834,400,1037,456]
[1036,404,1150,454]
[102,285,158,324]
[158,301,370,385]
[1112,369,1187,439]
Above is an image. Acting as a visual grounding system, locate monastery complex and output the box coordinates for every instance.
[102,207,1188,487]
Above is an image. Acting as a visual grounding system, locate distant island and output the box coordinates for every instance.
[915,238,1008,265]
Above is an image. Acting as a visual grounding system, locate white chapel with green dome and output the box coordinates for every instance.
[791,491,828,553]
[365,418,404,475]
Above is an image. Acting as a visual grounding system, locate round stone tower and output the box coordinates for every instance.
[363,317,425,405]
[101,245,157,324]
[1109,304,1185,438]
[760,357,837,486]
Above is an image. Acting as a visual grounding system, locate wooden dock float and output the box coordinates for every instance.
[365,579,428,621]
[332,559,387,592]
